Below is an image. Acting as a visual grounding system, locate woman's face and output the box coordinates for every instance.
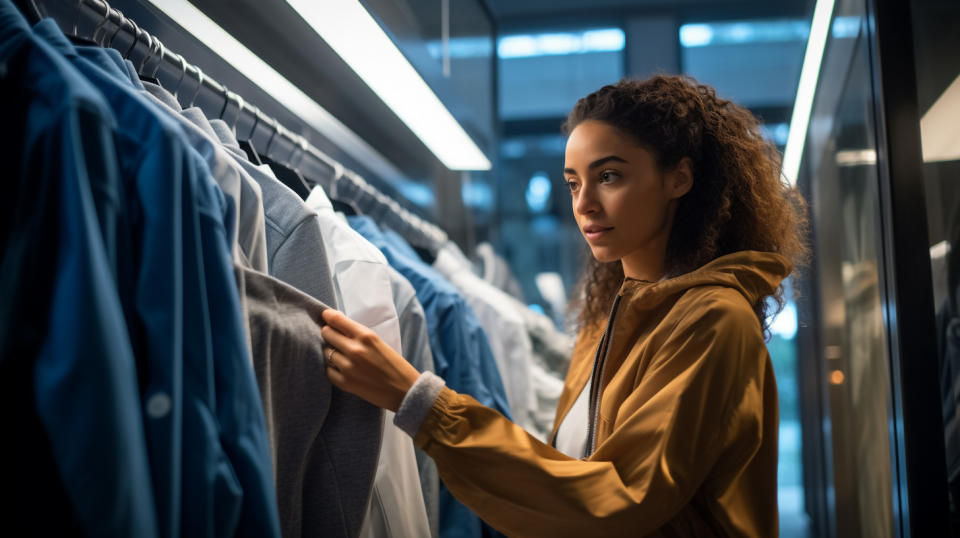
[563,120,691,278]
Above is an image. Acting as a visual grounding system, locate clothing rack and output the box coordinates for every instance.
[34,0,449,252]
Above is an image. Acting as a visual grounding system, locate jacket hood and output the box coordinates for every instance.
[619,250,793,313]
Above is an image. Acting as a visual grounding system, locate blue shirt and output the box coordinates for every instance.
[33,19,279,538]
[348,216,511,538]
[0,2,158,536]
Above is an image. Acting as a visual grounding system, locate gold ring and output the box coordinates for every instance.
[325,346,338,369]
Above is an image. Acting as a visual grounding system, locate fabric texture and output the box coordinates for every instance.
[0,5,157,535]
[304,186,430,538]
[349,215,511,538]
[35,21,281,538]
[395,371,447,438]
[207,127,380,537]
[241,265,382,538]
[410,250,791,538]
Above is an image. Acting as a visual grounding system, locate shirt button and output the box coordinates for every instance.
[147,393,172,419]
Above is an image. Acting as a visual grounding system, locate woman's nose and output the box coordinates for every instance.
[574,184,600,215]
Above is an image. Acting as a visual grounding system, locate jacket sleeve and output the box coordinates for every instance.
[410,298,768,537]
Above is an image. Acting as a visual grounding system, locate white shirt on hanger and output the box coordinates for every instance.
[306,185,430,538]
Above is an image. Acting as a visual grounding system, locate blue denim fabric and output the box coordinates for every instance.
[348,216,511,538]
[0,2,157,536]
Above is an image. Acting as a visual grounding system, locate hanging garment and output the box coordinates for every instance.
[138,82,269,273]
[207,123,382,537]
[433,244,534,434]
[475,242,525,302]
[386,264,441,538]
[33,19,280,538]
[0,3,157,535]
[305,186,431,538]
[238,264,381,538]
[348,215,511,538]
[394,251,790,538]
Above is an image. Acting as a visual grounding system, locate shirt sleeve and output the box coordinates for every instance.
[408,299,768,537]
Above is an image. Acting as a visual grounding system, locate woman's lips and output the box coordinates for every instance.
[582,225,614,241]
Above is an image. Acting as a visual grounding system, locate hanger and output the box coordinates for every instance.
[105,9,125,47]
[65,0,101,46]
[172,53,188,101]
[137,34,163,86]
[91,1,112,44]
[122,20,141,60]
[187,65,204,108]
[229,94,245,132]
[262,121,311,199]
[148,39,165,81]
[238,105,264,165]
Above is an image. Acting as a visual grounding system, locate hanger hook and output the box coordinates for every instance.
[287,134,302,164]
[91,0,112,44]
[265,119,282,156]
[230,94,245,131]
[173,54,188,98]
[188,66,204,107]
[73,0,83,36]
[218,86,231,119]
[247,105,262,141]
[123,21,141,60]
[137,33,156,73]
[149,39,165,78]
[106,9,125,47]
[293,136,309,169]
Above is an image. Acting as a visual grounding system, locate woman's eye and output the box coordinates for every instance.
[599,171,620,183]
[566,180,579,192]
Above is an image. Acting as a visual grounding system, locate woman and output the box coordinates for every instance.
[319,75,808,537]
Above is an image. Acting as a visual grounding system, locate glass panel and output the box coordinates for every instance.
[680,19,807,109]
[498,28,625,120]
[807,12,896,537]
[909,0,960,533]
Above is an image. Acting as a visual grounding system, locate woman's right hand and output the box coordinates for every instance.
[319,309,422,412]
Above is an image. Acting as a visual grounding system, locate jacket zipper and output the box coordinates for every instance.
[584,291,623,458]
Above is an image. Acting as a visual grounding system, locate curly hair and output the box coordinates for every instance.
[564,75,809,336]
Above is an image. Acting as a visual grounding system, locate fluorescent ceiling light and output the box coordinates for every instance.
[920,72,960,163]
[286,0,491,171]
[144,0,405,185]
[782,0,836,186]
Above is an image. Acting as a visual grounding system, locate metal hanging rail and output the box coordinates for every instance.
[40,0,449,250]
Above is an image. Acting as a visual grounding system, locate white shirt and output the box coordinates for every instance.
[306,186,430,538]
[554,375,592,459]
[433,245,535,432]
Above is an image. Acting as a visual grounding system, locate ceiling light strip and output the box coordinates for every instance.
[144,0,405,184]
[782,0,836,186]
[286,0,491,171]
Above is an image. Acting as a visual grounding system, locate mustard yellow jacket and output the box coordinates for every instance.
[412,251,792,537]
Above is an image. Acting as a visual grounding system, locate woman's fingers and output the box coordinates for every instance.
[320,324,356,356]
[321,308,365,337]
[325,361,348,387]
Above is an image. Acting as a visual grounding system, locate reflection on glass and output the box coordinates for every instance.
[810,17,895,536]
[910,0,960,532]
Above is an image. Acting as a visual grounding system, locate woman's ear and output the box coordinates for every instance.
[667,157,694,199]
